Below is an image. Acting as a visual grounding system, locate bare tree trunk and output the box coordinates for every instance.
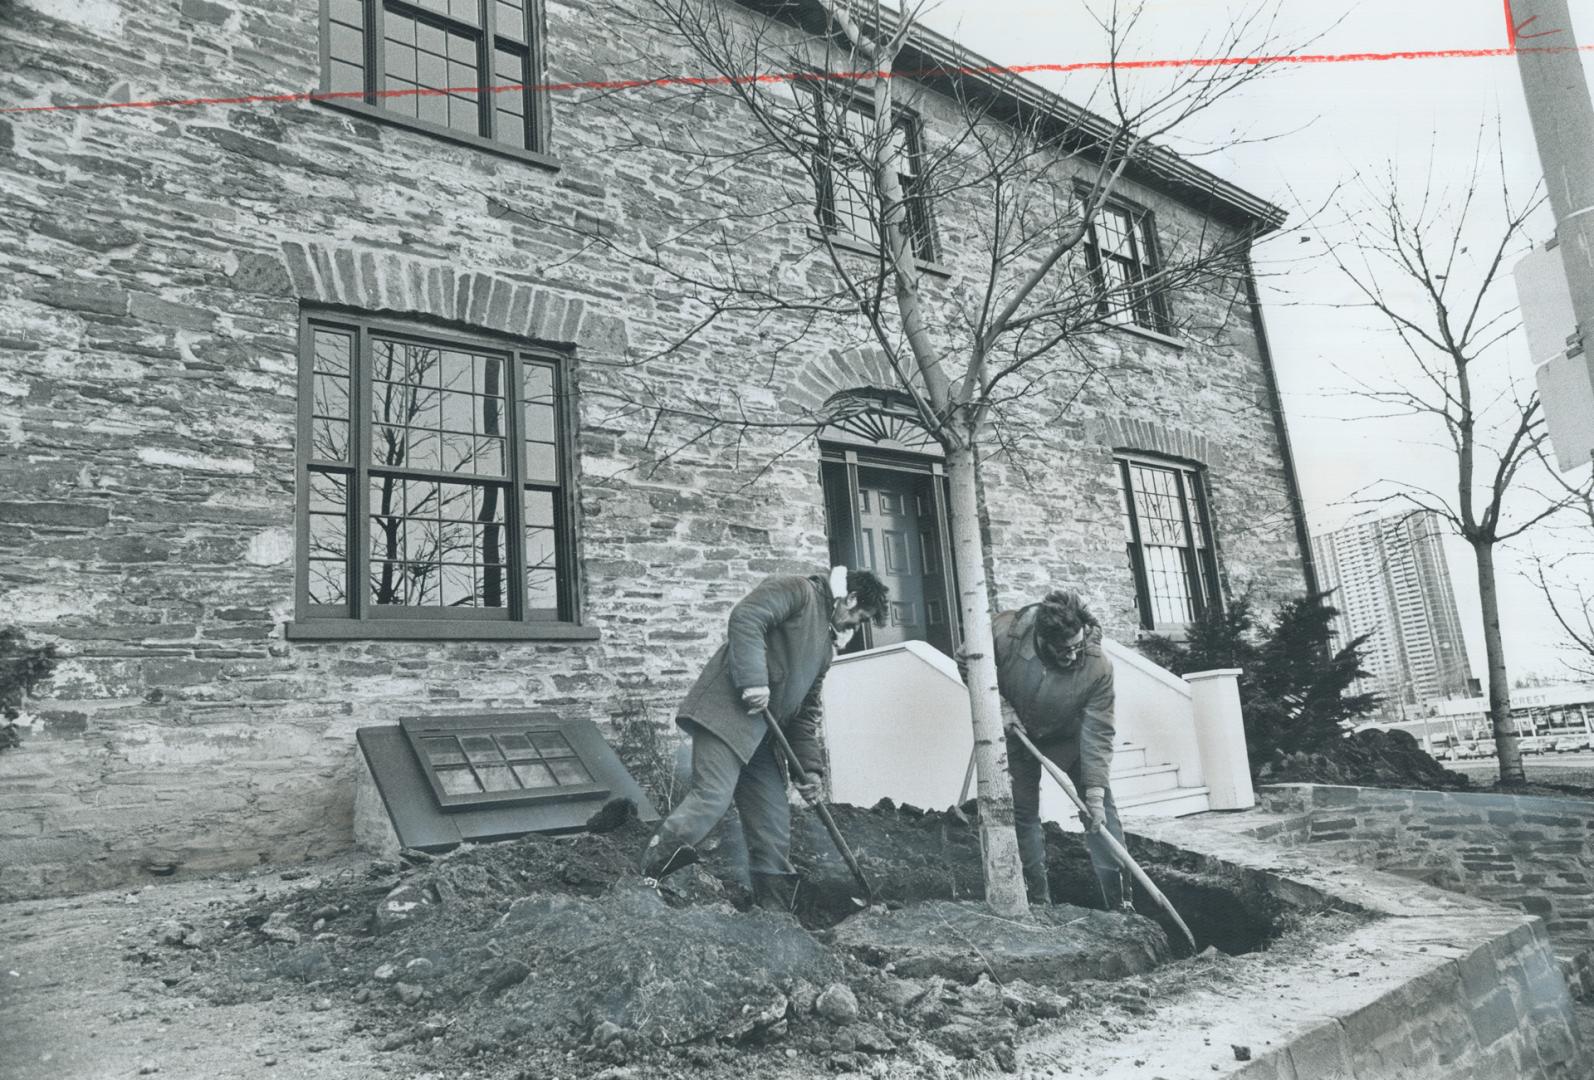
[945,442,1027,917]
[1474,541,1524,784]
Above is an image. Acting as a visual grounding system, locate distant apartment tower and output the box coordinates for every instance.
[1311,511,1473,714]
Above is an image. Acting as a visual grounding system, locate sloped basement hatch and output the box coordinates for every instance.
[355,712,660,853]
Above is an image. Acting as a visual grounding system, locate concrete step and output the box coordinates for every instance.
[1111,742,1148,773]
[1049,784,1211,831]
[1117,785,1211,819]
[1108,762,1183,799]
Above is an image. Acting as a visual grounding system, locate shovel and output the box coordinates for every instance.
[1009,726,1197,952]
[760,708,874,908]
[949,747,977,825]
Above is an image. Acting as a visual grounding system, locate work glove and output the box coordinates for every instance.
[742,686,771,712]
[793,773,823,802]
[1084,787,1107,832]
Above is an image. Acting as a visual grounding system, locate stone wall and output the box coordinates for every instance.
[1230,914,1580,1080]
[1127,810,1587,1079]
[1254,784,1594,995]
[0,0,1312,898]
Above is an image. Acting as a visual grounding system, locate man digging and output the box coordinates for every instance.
[638,566,889,911]
[987,589,1131,912]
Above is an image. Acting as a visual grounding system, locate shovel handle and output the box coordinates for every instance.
[760,709,875,904]
[1009,727,1197,952]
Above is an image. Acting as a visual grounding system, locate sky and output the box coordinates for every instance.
[913,0,1594,687]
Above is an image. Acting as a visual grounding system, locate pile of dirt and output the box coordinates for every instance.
[136,800,1202,1079]
[1258,728,1472,791]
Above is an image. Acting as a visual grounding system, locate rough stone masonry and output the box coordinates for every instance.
[1253,783,1594,997]
[0,0,1312,899]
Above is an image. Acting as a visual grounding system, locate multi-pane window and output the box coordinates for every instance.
[298,313,575,630]
[401,714,606,810]
[1117,455,1221,632]
[1084,203,1169,333]
[324,0,543,152]
[808,94,937,262]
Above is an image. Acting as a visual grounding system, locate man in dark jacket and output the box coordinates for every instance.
[639,567,889,909]
[990,590,1128,910]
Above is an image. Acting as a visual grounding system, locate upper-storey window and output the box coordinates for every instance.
[323,0,545,156]
[809,94,938,263]
[1117,453,1221,632]
[292,311,583,640]
[1084,202,1170,334]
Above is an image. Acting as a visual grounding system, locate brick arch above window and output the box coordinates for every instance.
[779,344,928,422]
[275,240,630,355]
[1087,415,1229,471]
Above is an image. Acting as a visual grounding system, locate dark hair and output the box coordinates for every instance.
[1034,589,1097,651]
[846,569,890,626]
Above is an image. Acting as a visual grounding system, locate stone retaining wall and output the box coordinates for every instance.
[1252,783,1594,994]
[1103,812,1589,1079]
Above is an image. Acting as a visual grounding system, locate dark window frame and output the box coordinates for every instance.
[1082,194,1172,335]
[316,0,557,169]
[288,308,591,643]
[803,88,940,265]
[1116,452,1221,633]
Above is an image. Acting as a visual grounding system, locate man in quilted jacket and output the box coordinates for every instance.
[990,589,1128,911]
[639,566,889,910]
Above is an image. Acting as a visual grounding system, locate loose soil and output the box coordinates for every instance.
[1,800,1330,1080]
[1258,728,1473,791]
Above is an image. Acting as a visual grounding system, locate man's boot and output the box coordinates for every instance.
[639,833,699,881]
[1097,869,1133,914]
[750,871,800,913]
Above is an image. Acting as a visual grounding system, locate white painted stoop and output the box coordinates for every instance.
[1107,740,1213,819]
[820,638,1254,827]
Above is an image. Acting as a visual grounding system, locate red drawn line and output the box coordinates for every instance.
[3,43,1592,117]
[1505,0,1573,45]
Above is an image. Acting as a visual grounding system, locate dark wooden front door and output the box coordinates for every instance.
[822,456,956,655]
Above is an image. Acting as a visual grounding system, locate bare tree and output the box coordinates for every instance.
[1320,142,1592,785]
[505,0,1306,914]
[1533,556,1594,680]
[1528,476,1594,681]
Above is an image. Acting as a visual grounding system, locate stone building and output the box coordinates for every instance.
[0,0,1314,899]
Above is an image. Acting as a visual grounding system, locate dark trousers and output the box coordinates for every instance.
[1007,731,1125,907]
[651,721,793,876]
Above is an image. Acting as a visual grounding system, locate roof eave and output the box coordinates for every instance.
[731,0,1288,234]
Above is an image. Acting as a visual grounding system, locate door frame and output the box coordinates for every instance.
[819,442,962,654]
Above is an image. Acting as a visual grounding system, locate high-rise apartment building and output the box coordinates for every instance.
[1312,511,1474,715]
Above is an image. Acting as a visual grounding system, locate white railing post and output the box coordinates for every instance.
[1184,668,1254,811]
